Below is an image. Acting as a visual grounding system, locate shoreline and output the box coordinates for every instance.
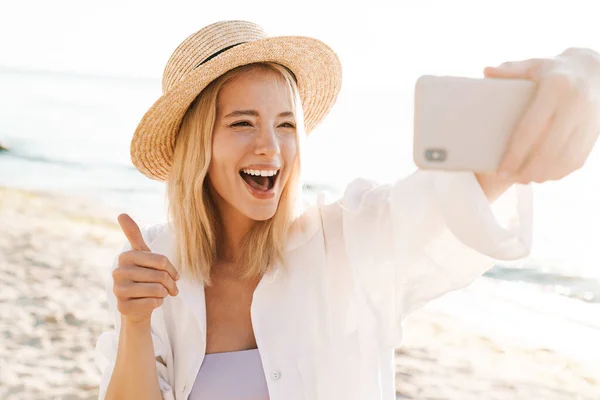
[1,185,598,399]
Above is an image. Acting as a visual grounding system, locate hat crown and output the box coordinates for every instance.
[162,20,268,93]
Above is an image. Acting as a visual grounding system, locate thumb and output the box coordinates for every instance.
[117,213,151,252]
[483,58,541,80]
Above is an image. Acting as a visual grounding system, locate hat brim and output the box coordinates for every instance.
[130,36,342,181]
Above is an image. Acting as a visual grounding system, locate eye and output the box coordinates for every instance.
[230,121,253,127]
[279,122,296,128]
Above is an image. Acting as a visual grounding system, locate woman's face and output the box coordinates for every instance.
[208,68,298,222]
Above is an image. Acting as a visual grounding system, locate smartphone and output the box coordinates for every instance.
[413,75,537,172]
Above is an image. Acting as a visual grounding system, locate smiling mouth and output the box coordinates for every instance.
[239,169,279,192]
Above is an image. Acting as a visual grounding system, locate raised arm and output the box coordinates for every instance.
[95,221,176,400]
[322,170,532,347]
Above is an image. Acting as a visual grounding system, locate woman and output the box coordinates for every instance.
[94,20,600,400]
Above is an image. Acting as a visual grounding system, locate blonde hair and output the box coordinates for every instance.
[166,62,305,286]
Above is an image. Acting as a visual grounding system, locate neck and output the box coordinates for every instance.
[217,205,255,262]
[206,181,255,264]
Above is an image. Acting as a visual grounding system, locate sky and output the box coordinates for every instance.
[2,0,599,80]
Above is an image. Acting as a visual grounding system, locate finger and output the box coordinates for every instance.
[115,281,171,299]
[560,94,600,169]
[114,264,179,296]
[484,59,542,80]
[513,147,549,184]
[117,251,180,282]
[498,81,559,177]
[515,102,578,183]
[118,213,150,252]
[560,124,600,176]
[118,297,164,317]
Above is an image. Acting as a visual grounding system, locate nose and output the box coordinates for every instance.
[254,126,281,158]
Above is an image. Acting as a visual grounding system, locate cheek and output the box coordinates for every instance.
[208,134,237,187]
[280,136,299,167]
[211,131,245,165]
[211,132,228,162]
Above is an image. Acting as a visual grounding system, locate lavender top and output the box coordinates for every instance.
[188,348,270,400]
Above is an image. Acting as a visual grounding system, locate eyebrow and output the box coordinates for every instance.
[223,109,294,119]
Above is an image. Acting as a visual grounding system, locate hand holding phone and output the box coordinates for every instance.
[414,52,600,185]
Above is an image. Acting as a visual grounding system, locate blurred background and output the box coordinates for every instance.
[1,0,599,399]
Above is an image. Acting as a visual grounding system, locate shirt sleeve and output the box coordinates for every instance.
[93,224,175,400]
[338,170,532,347]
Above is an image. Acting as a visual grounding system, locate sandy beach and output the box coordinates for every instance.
[1,185,598,400]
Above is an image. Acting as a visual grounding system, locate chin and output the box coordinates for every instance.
[243,203,279,222]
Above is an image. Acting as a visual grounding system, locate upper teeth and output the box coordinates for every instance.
[242,169,279,177]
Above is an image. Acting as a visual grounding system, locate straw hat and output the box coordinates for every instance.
[131,20,343,181]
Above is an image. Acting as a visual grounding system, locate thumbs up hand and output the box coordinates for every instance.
[112,213,180,324]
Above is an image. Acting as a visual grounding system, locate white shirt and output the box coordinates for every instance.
[94,170,532,400]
